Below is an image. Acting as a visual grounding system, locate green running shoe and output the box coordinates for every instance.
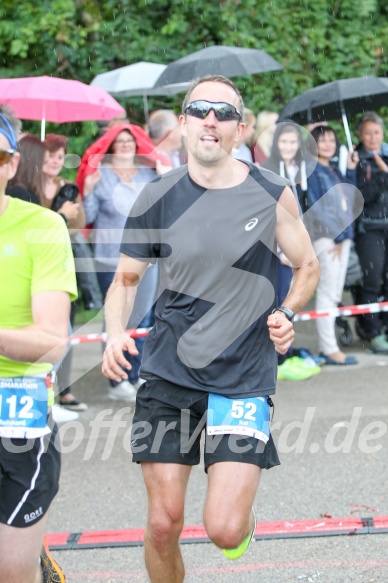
[222,508,256,560]
[277,357,319,381]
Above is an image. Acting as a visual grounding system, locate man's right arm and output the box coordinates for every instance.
[102,254,149,382]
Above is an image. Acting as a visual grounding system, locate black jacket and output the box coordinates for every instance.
[356,142,388,229]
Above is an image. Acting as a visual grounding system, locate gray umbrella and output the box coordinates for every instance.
[279,76,388,149]
[90,61,189,121]
[153,45,283,87]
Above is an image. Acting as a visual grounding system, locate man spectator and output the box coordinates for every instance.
[147,109,183,167]
[232,107,256,162]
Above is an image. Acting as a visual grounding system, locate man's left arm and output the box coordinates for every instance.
[268,186,320,354]
[0,291,70,364]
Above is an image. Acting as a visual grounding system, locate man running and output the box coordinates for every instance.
[102,76,320,583]
[0,105,77,583]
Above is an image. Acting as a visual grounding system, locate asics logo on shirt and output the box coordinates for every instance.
[245,218,258,231]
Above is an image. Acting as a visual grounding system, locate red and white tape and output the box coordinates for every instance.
[69,302,388,345]
[70,327,150,346]
[294,301,388,322]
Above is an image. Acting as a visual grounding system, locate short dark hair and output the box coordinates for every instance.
[181,75,244,122]
[106,128,135,155]
[309,125,338,155]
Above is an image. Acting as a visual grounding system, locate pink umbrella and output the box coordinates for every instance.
[0,75,125,139]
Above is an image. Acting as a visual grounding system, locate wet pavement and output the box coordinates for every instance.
[49,302,388,582]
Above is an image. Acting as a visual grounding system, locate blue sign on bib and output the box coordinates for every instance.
[207,393,270,443]
[0,377,49,439]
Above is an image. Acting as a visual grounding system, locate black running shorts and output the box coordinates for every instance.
[131,380,280,471]
[0,416,61,528]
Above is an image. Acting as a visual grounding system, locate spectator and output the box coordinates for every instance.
[262,121,309,212]
[262,121,320,380]
[251,110,278,165]
[78,124,171,401]
[354,111,388,353]
[43,133,100,412]
[232,108,256,163]
[147,109,183,167]
[307,125,359,365]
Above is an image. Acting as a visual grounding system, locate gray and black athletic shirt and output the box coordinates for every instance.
[120,163,288,398]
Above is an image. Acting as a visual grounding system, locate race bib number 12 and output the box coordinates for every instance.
[0,376,49,439]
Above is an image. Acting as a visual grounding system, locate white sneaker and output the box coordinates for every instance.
[108,380,137,402]
[51,404,80,423]
[132,378,146,390]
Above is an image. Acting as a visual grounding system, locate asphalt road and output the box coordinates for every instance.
[48,307,388,582]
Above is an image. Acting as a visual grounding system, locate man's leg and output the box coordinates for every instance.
[0,514,48,583]
[141,462,191,583]
[203,461,260,550]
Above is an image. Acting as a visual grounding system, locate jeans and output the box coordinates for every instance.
[96,263,158,386]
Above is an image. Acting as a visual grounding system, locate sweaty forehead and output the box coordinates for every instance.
[189,82,240,107]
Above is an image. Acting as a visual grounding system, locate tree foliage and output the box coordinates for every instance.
[0,0,386,148]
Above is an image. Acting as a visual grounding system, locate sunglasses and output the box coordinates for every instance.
[184,100,242,122]
[0,149,15,166]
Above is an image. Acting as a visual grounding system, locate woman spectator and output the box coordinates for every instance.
[307,125,359,365]
[43,134,102,309]
[251,110,279,165]
[262,122,320,380]
[262,121,309,212]
[7,134,44,205]
[354,112,388,354]
[43,134,97,412]
[78,124,171,402]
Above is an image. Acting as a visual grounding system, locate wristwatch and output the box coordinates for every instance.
[271,306,295,322]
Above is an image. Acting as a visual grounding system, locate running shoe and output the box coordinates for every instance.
[277,357,320,381]
[296,348,326,367]
[40,536,66,582]
[369,334,388,355]
[108,380,137,401]
[222,508,256,560]
[50,404,79,423]
[59,397,88,411]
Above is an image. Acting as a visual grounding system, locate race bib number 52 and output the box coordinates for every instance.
[207,393,270,443]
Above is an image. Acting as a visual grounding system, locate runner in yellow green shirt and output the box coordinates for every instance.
[0,104,77,583]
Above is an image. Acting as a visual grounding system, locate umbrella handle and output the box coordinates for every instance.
[41,116,46,142]
[341,106,353,152]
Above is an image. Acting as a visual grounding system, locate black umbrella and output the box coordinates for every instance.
[279,76,388,149]
[153,45,283,87]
